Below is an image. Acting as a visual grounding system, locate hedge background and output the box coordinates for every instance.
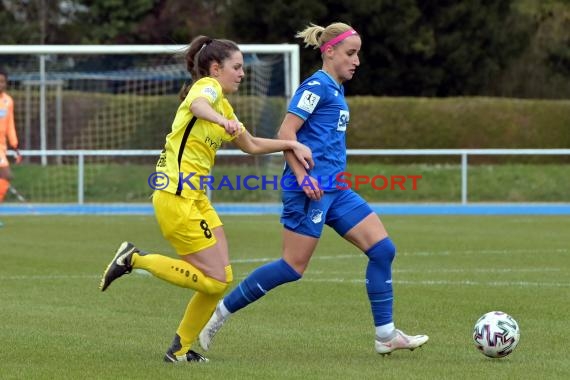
[12,91,570,153]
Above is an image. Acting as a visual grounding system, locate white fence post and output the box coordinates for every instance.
[77,152,84,205]
[461,152,468,204]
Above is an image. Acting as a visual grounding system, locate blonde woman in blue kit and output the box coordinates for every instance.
[99,35,313,363]
[200,22,429,356]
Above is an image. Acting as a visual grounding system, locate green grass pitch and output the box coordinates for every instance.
[1,215,569,379]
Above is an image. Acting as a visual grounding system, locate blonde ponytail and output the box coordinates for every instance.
[296,22,355,51]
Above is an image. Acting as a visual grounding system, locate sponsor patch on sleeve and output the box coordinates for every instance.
[296,90,320,113]
[201,86,218,102]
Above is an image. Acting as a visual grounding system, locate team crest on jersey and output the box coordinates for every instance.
[309,209,323,224]
[337,110,349,131]
[202,86,218,102]
[297,90,320,113]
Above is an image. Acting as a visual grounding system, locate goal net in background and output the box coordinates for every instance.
[0,45,299,204]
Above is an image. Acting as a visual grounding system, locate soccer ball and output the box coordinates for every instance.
[472,311,520,358]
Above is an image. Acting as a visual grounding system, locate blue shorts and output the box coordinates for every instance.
[280,189,374,238]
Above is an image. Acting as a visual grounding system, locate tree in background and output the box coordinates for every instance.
[226,0,328,44]
[131,0,228,44]
[0,0,228,45]
[366,0,531,96]
[488,0,570,98]
[60,0,156,44]
[70,0,228,44]
[0,3,31,44]
[0,0,84,44]
[225,0,533,97]
[0,0,567,98]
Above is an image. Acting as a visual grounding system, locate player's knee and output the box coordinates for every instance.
[282,256,308,276]
[365,237,396,265]
[224,265,234,291]
[224,265,234,285]
[203,277,229,295]
[204,266,233,295]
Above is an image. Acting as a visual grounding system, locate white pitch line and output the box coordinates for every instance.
[231,254,356,264]
[0,274,100,280]
[1,273,568,288]
[395,279,570,288]
[1,251,566,282]
[265,278,570,288]
[230,248,569,263]
[308,268,562,275]
[398,248,569,256]
[399,268,562,273]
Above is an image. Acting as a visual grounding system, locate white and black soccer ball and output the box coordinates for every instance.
[473,311,520,358]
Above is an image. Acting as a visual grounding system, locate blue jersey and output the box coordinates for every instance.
[284,70,349,191]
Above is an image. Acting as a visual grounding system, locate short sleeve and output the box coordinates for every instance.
[287,80,326,120]
[186,77,222,106]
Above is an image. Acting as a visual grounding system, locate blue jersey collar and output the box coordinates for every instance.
[318,69,343,90]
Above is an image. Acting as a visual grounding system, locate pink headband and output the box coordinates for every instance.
[319,29,359,53]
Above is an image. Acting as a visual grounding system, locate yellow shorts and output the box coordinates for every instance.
[152,190,222,255]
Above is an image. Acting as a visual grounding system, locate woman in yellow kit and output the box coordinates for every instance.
[99,35,313,363]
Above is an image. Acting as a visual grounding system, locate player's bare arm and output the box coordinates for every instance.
[278,113,323,200]
[233,128,314,170]
[190,97,241,135]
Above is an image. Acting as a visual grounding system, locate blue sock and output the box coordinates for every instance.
[224,258,301,313]
[365,237,396,326]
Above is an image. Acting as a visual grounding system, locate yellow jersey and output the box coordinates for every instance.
[156,77,243,199]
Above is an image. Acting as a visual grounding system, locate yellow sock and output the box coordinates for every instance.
[132,252,227,294]
[172,265,233,356]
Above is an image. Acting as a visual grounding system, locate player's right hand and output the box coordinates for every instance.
[298,175,323,201]
[220,119,242,136]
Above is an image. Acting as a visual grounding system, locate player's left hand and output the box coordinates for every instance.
[292,142,314,170]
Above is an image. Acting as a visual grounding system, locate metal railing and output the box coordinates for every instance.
[11,148,570,204]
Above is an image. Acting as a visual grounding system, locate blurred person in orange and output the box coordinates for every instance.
[0,67,22,204]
